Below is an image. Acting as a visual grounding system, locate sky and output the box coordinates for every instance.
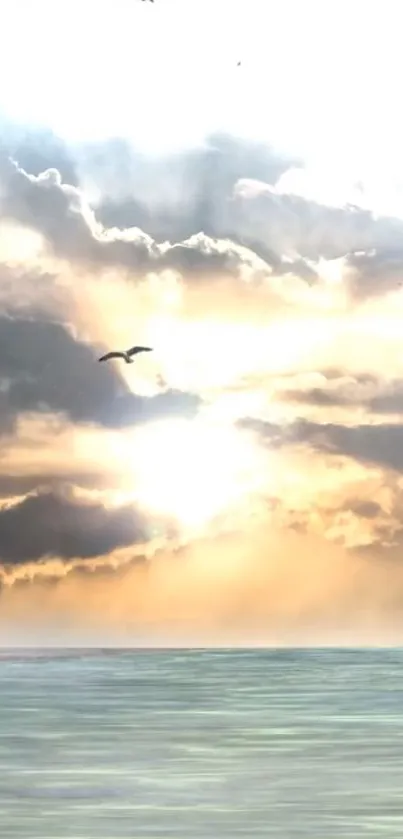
[2,0,403,646]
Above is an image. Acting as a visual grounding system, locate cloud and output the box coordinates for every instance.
[345,500,383,520]
[75,135,403,295]
[0,156,154,271]
[0,471,102,499]
[0,312,202,432]
[3,522,403,646]
[345,248,403,299]
[279,369,380,408]
[229,179,403,266]
[242,414,403,473]
[0,154,285,286]
[302,421,403,473]
[0,114,77,185]
[288,374,403,417]
[3,126,403,303]
[0,486,161,565]
[3,120,403,649]
[0,414,141,504]
[369,382,403,415]
[77,132,297,243]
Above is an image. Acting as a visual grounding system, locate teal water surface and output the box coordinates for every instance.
[1,648,403,837]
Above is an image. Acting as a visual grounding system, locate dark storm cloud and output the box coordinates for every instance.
[241,416,403,472]
[0,488,153,564]
[0,314,202,432]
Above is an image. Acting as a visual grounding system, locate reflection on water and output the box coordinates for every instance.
[1,648,403,837]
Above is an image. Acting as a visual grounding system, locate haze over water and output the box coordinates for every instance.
[1,647,403,838]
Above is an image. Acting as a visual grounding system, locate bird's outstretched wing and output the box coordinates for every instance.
[127,346,153,356]
[98,351,124,362]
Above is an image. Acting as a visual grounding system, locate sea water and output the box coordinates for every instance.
[1,647,403,837]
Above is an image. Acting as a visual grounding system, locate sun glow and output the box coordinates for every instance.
[123,418,266,530]
[0,223,44,264]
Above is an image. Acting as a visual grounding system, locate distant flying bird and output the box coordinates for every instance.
[237,61,241,66]
[98,346,153,364]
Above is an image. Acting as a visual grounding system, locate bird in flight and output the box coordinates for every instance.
[98,345,153,364]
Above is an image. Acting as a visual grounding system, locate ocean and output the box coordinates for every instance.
[1,647,403,837]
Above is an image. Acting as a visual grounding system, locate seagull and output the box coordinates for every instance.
[98,345,153,364]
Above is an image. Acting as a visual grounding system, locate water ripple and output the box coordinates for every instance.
[1,648,403,836]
